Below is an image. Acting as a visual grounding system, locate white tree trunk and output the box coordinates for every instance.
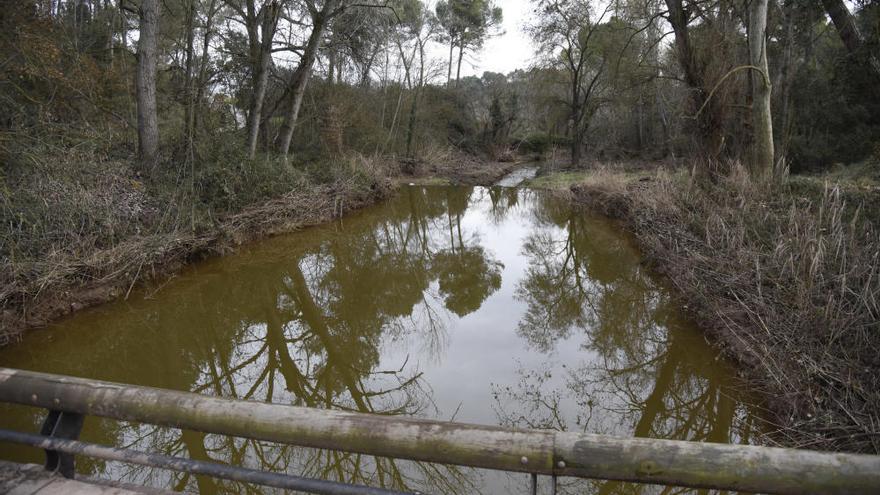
[748,0,775,178]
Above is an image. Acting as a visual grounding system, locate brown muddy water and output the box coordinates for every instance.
[0,186,757,494]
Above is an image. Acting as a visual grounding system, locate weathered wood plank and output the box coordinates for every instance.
[1,367,878,494]
[555,432,880,494]
[0,368,555,475]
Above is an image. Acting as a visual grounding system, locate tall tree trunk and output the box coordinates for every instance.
[194,0,218,134]
[570,73,582,167]
[327,45,336,84]
[636,90,645,151]
[749,0,775,178]
[359,45,379,87]
[136,0,160,170]
[570,107,582,167]
[245,1,280,159]
[117,0,126,51]
[447,39,454,86]
[405,38,427,159]
[106,0,115,66]
[664,0,724,161]
[455,43,464,84]
[821,0,880,79]
[183,0,196,162]
[664,1,699,90]
[275,1,334,159]
[777,6,797,163]
[405,88,419,159]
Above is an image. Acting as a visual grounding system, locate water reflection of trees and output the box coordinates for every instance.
[498,196,757,494]
[164,186,507,493]
[1,187,504,494]
[433,189,503,317]
[1,187,759,494]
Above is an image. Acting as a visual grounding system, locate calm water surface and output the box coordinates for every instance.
[0,186,757,494]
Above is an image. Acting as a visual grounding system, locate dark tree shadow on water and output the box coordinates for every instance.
[0,187,509,494]
[495,194,758,495]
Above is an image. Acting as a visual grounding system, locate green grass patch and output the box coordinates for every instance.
[523,170,595,189]
[524,169,652,189]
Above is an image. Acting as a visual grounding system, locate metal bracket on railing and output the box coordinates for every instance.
[39,409,84,478]
[529,472,558,495]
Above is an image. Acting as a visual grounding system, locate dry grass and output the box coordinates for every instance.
[0,152,393,344]
[0,145,506,343]
[572,163,880,454]
[397,145,515,185]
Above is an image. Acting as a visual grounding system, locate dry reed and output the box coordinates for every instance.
[574,164,880,454]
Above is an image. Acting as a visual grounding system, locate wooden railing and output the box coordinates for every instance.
[1,367,878,494]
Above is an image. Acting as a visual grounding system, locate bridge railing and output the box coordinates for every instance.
[1,367,878,495]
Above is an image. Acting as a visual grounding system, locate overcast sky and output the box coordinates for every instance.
[430,0,861,79]
[426,0,537,79]
[463,0,535,76]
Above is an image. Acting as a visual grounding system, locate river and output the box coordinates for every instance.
[0,185,756,494]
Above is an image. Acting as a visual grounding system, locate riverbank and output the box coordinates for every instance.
[0,152,513,344]
[6,152,876,457]
[528,163,880,455]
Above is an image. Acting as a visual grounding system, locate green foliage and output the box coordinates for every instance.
[192,156,307,214]
[434,246,502,316]
[786,24,880,171]
[517,134,550,155]
[435,0,502,49]
[0,3,130,133]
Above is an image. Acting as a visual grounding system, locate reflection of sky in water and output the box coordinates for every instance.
[383,190,584,427]
[0,186,755,494]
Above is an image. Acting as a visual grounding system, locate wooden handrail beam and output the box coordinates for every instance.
[1,367,878,494]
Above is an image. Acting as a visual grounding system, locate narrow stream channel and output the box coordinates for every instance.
[492,165,539,187]
[0,185,757,494]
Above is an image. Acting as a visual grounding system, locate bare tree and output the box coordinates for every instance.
[390,0,436,159]
[225,0,283,159]
[194,0,220,133]
[183,0,197,162]
[275,0,339,159]
[529,0,612,167]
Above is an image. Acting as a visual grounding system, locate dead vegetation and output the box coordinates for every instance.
[395,145,516,185]
[570,163,880,454]
[0,151,395,344]
[0,144,513,343]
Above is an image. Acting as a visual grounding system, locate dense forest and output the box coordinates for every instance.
[3,1,878,175]
[1,0,879,459]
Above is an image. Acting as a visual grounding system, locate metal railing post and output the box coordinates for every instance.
[39,409,84,478]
